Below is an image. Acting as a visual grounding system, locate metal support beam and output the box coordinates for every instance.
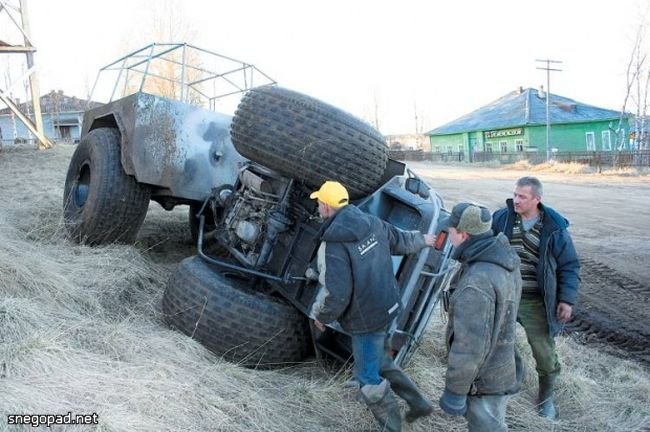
[0,45,36,53]
[0,0,52,149]
[0,89,52,147]
[20,0,50,149]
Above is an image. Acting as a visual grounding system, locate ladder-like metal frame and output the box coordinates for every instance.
[89,42,276,110]
[0,0,52,149]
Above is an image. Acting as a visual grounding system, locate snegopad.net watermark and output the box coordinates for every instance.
[7,412,99,427]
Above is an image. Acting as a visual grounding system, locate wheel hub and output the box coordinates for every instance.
[74,161,91,207]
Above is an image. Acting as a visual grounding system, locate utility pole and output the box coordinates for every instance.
[414,100,418,134]
[536,59,562,161]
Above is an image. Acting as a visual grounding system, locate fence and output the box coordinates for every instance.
[388,150,466,162]
[389,149,650,168]
[553,150,650,169]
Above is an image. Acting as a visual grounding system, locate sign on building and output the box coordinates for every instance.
[484,128,523,139]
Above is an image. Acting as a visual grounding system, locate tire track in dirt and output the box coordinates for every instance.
[565,258,650,367]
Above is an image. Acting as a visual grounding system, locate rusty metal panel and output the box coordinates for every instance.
[82,92,246,201]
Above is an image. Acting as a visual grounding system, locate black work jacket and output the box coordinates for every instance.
[311,205,426,334]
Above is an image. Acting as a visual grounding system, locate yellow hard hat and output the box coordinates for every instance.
[310,181,349,208]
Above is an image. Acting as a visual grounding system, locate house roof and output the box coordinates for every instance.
[0,90,102,115]
[426,87,624,136]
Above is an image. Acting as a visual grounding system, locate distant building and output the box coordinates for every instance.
[426,87,631,160]
[0,90,102,145]
[385,133,427,150]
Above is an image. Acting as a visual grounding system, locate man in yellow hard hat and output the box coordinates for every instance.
[309,180,435,432]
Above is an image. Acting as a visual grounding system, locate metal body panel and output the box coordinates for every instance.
[82,92,246,201]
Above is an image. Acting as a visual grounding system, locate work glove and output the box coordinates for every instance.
[439,389,467,416]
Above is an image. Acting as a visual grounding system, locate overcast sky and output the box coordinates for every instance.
[1,0,648,134]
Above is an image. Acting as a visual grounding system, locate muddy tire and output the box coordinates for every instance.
[230,86,388,199]
[162,256,311,366]
[63,128,150,244]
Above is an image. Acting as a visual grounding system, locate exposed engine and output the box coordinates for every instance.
[214,163,296,269]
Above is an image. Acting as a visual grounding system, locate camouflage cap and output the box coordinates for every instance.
[438,202,492,235]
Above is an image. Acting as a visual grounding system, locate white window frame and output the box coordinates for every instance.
[457,144,463,153]
[434,146,441,153]
[515,139,524,152]
[485,142,493,153]
[446,145,453,154]
[500,141,508,153]
[586,132,595,151]
[601,130,612,151]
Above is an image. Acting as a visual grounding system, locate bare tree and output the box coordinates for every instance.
[363,91,382,132]
[615,8,650,155]
[641,66,650,149]
[119,0,204,105]
[631,20,649,150]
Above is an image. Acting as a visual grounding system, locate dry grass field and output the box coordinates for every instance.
[1,145,648,431]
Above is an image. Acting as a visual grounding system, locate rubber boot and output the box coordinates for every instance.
[360,379,402,432]
[382,368,433,423]
[537,375,558,420]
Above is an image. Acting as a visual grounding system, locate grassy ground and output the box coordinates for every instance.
[0,145,648,431]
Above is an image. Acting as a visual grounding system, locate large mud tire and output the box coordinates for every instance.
[230,86,388,199]
[63,128,150,244]
[162,256,311,366]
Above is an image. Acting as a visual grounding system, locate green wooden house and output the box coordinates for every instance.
[425,87,629,160]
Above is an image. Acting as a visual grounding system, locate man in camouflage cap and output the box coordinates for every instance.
[438,202,522,432]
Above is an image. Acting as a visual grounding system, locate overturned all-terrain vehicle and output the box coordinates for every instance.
[63,43,455,368]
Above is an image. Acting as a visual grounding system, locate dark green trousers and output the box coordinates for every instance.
[517,295,561,379]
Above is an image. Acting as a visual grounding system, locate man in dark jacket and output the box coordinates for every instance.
[309,181,436,432]
[492,176,580,420]
[438,202,522,432]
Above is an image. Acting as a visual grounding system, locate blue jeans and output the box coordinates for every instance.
[351,331,387,386]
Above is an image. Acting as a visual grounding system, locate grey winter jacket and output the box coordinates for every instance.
[310,204,427,334]
[492,199,581,337]
[445,232,522,396]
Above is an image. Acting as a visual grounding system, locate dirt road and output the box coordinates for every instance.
[409,162,650,365]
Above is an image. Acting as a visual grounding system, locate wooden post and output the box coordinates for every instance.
[19,0,51,149]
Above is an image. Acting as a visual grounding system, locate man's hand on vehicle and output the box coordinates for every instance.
[423,234,436,247]
[556,302,573,322]
[314,319,326,332]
